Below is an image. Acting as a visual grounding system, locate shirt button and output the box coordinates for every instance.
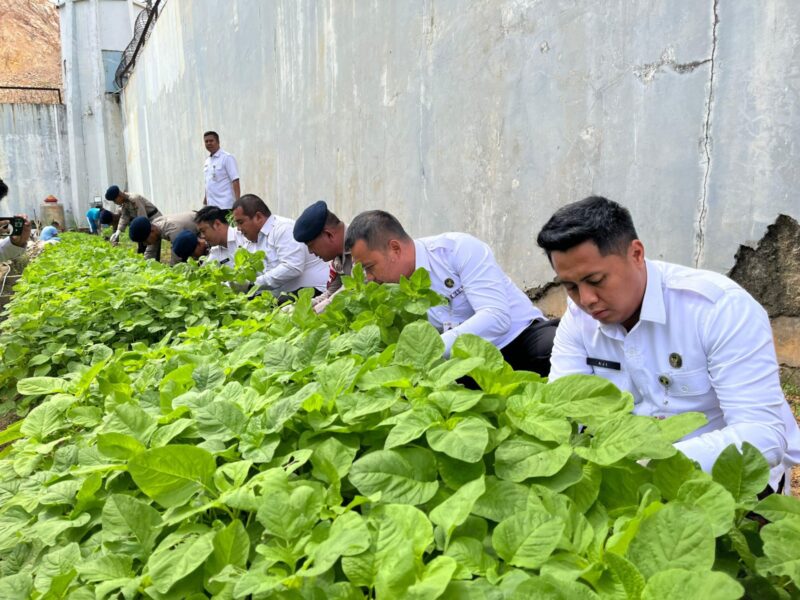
[681,385,689,393]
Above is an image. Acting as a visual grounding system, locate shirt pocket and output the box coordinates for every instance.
[666,368,712,397]
[591,366,628,394]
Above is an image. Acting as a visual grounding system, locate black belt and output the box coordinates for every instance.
[147,209,159,219]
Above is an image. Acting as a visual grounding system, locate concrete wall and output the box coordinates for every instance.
[58,0,131,219]
[121,0,800,288]
[0,103,71,223]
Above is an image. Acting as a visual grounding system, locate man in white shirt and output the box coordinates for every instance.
[202,131,240,210]
[194,206,242,265]
[0,178,31,261]
[537,195,800,493]
[231,194,328,299]
[344,210,557,376]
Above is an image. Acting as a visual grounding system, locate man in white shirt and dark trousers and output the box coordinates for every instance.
[203,131,240,210]
[344,210,558,377]
[231,194,328,301]
[194,206,242,265]
[536,195,800,494]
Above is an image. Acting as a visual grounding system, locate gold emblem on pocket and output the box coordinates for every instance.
[444,278,455,288]
[669,352,682,369]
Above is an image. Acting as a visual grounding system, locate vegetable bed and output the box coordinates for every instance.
[0,234,797,599]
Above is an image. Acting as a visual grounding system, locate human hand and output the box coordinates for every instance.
[109,231,120,245]
[10,215,31,247]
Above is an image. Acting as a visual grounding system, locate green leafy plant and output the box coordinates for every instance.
[0,238,798,599]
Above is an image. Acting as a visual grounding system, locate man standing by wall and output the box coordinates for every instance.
[203,131,240,210]
[536,196,800,493]
[231,194,328,299]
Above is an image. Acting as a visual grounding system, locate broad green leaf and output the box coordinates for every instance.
[349,448,439,505]
[405,555,458,599]
[510,574,600,599]
[102,493,162,558]
[472,476,529,522]
[193,400,247,441]
[192,363,225,391]
[437,454,486,490]
[97,432,145,460]
[394,321,445,369]
[451,335,504,373]
[575,414,665,465]
[641,569,744,600]
[495,435,572,481]
[104,403,157,444]
[426,417,489,463]
[627,503,715,578]
[20,400,71,441]
[33,542,80,593]
[302,511,371,576]
[605,551,645,600]
[676,478,736,537]
[655,412,707,442]
[492,507,565,568]
[339,389,398,422]
[383,405,442,449]
[445,536,498,577]
[506,392,572,443]
[256,479,324,541]
[428,389,484,414]
[311,436,359,484]
[0,572,33,600]
[128,445,215,508]
[147,528,215,594]
[756,514,800,587]
[753,494,800,523]
[424,357,485,388]
[430,477,486,547]
[711,443,770,507]
[206,519,249,578]
[17,376,69,396]
[75,554,133,582]
[651,452,699,500]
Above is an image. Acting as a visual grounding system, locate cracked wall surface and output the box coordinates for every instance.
[120,0,800,288]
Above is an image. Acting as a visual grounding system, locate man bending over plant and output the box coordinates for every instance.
[345,210,558,377]
[537,196,800,494]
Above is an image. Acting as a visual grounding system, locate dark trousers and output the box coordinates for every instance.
[500,318,560,377]
[274,287,323,305]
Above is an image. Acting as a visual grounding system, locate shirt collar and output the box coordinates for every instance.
[414,239,430,273]
[210,149,222,158]
[259,215,276,240]
[596,258,664,338]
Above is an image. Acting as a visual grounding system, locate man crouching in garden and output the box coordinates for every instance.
[537,195,800,494]
[345,210,557,377]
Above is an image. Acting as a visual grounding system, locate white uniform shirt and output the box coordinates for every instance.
[549,259,800,489]
[415,233,541,357]
[243,215,329,294]
[206,226,243,265]
[0,238,24,262]
[204,149,240,210]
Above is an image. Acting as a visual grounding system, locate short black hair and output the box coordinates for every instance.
[0,178,7,201]
[232,194,271,218]
[344,210,411,252]
[325,210,341,228]
[536,196,638,258]
[194,205,229,225]
[203,131,219,141]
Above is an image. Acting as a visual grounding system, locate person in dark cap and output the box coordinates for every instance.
[105,185,162,246]
[293,200,353,313]
[129,212,197,265]
[172,230,208,263]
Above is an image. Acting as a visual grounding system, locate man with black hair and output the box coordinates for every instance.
[231,194,328,298]
[293,200,353,312]
[194,206,242,265]
[0,177,32,260]
[105,185,162,246]
[203,131,240,209]
[537,195,800,492]
[345,210,557,376]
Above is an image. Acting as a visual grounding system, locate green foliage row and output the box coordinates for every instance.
[0,236,799,599]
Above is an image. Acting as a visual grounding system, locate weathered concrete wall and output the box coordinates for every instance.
[0,103,71,222]
[121,0,800,288]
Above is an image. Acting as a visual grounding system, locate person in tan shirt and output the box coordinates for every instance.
[105,185,162,246]
[128,213,197,265]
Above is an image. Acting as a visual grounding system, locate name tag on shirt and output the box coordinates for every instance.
[587,357,621,371]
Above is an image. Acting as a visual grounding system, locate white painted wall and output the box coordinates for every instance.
[120,0,800,287]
